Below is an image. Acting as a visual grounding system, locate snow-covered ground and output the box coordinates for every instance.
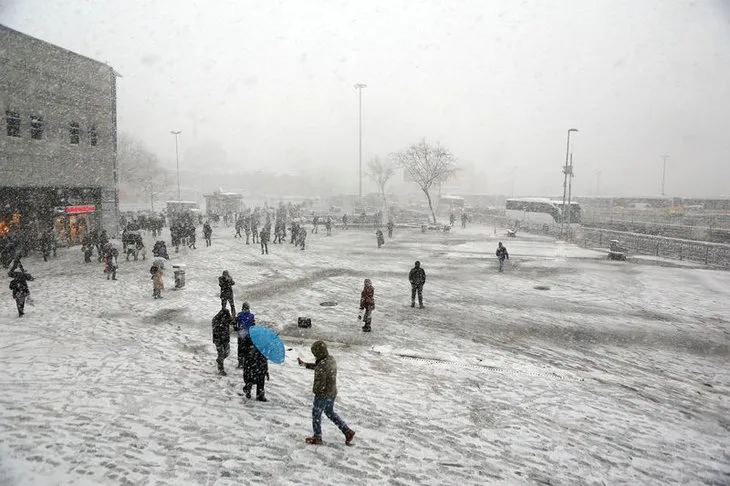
[1,224,728,485]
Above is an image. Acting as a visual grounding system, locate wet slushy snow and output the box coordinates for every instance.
[1,224,728,485]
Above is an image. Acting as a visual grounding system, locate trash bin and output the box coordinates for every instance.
[173,264,186,289]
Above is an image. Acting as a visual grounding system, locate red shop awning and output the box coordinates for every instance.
[65,205,96,215]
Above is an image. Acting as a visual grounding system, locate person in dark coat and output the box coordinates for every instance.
[387,220,394,238]
[212,308,233,375]
[235,302,255,369]
[358,279,375,332]
[496,242,509,273]
[260,226,270,255]
[9,270,33,317]
[81,233,94,263]
[298,341,355,445]
[241,322,269,401]
[408,260,426,308]
[219,270,236,315]
[376,229,385,248]
[203,221,213,247]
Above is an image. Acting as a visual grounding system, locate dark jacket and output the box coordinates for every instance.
[409,265,426,287]
[359,281,375,310]
[241,333,268,383]
[305,341,338,398]
[219,275,235,297]
[496,246,509,260]
[212,309,233,345]
[9,272,32,299]
[203,223,212,237]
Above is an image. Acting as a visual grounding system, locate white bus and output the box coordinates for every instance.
[505,198,582,227]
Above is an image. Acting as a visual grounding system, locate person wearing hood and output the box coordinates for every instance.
[211,308,234,376]
[240,318,269,401]
[235,302,255,369]
[297,341,355,446]
[408,260,426,308]
[358,279,375,332]
[9,270,33,317]
[219,270,236,316]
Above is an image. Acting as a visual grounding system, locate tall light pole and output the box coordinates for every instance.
[561,128,578,239]
[171,130,182,201]
[660,155,669,196]
[567,153,575,228]
[354,83,367,205]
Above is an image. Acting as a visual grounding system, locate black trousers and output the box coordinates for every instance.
[261,242,268,254]
[14,294,26,316]
[221,295,235,316]
[411,285,423,306]
[215,342,230,370]
[205,236,211,246]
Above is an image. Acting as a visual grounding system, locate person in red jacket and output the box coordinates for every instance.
[358,279,375,332]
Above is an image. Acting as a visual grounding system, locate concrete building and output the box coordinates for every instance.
[0,24,118,243]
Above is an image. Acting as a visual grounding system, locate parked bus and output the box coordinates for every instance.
[505,198,582,227]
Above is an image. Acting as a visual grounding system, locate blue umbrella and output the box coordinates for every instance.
[249,326,286,364]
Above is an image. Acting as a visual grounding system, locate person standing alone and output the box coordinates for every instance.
[219,270,236,315]
[297,341,355,445]
[358,279,375,332]
[408,260,426,308]
[203,221,213,247]
[496,242,509,273]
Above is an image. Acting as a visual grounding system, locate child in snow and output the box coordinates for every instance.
[298,341,355,446]
[235,302,255,369]
[358,279,375,332]
[151,266,164,299]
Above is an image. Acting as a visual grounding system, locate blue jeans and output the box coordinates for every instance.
[312,397,348,439]
[499,258,505,272]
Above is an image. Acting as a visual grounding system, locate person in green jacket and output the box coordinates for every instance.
[298,341,355,445]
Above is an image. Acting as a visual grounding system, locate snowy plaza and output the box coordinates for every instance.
[1,224,728,485]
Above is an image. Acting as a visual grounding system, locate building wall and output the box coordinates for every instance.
[0,24,118,234]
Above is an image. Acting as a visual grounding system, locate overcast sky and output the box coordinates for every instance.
[2,0,729,197]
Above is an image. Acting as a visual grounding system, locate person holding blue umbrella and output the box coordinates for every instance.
[239,313,269,401]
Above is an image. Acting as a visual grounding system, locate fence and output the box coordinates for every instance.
[578,227,730,269]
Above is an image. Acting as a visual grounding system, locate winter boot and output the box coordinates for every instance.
[345,429,356,445]
[256,395,268,402]
[218,369,227,376]
[305,436,323,445]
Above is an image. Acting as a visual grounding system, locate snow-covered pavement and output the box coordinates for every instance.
[1,224,729,485]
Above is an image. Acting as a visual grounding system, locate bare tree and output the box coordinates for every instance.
[392,140,458,224]
[366,155,396,207]
[117,133,168,208]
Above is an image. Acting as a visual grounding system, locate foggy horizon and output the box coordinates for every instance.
[2,0,729,198]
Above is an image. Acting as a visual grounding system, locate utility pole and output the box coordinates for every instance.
[171,130,182,201]
[561,128,578,239]
[660,155,669,196]
[567,153,574,236]
[354,83,367,206]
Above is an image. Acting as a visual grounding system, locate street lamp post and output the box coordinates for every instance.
[561,128,578,239]
[354,83,367,205]
[171,130,182,202]
[660,155,669,196]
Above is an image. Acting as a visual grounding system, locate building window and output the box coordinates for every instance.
[6,111,21,137]
[89,126,98,146]
[70,122,80,144]
[30,115,44,140]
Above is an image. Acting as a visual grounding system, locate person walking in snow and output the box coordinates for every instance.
[203,221,213,247]
[358,279,375,332]
[105,247,118,280]
[151,265,164,299]
[260,226,270,255]
[9,270,33,317]
[496,242,509,273]
[212,308,233,376]
[240,320,269,401]
[297,341,355,446]
[408,260,426,308]
[376,229,385,248]
[297,227,307,250]
[219,270,236,315]
[235,302,255,369]
[386,220,394,238]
